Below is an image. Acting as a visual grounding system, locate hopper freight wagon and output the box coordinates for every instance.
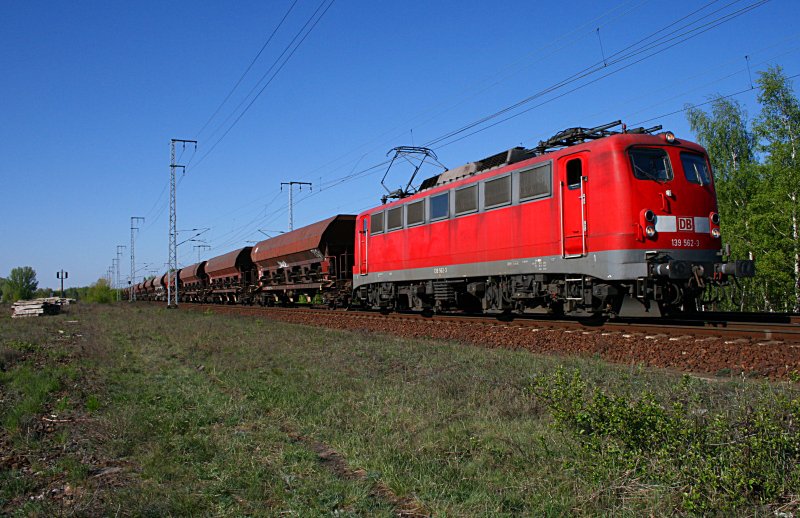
[251,215,356,307]
[204,247,255,304]
[179,261,208,303]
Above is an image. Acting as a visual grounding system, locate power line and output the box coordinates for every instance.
[195,0,301,139]
[193,0,336,170]
[631,71,800,126]
[285,0,652,187]
[587,34,800,124]
[178,1,677,245]
[423,0,769,149]
[305,1,740,181]
[188,0,772,260]
[265,1,774,217]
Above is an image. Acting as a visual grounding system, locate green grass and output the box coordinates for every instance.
[0,365,62,432]
[1,303,799,516]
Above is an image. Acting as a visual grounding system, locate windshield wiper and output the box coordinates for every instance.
[633,163,666,184]
[689,164,705,186]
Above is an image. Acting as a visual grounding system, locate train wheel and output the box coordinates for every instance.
[496,310,515,322]
[548,301,565,318]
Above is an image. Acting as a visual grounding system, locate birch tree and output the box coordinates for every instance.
[686,98,761,309]
[754,66,800,311]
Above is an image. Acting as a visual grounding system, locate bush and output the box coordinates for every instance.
[85,279,115,303]
[531,368,800,514]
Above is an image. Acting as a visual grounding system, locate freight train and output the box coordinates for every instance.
[131,121,754,317]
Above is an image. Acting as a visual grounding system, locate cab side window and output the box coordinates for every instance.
[566,159,582,190]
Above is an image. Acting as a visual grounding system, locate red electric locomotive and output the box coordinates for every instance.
[351,121,755,316]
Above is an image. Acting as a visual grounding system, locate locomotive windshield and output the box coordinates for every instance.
[629,148,673,183]
[680,152,712,186]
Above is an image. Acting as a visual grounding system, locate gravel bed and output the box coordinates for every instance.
[190,306,800,380]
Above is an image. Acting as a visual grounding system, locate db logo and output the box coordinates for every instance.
[678,217,694,232]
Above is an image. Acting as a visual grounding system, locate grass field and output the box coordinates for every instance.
[1,303,799,516]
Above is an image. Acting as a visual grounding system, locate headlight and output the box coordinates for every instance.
[664,131,676,143]
[645,226,657,238]
[711,228,721,238]
[710,212,720,225]
[644,209,655,222]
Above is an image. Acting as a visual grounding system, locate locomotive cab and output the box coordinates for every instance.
[620,132,754,314]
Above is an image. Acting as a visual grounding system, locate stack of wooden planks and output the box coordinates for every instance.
[11,298,67,318]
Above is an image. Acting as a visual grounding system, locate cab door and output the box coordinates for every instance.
[560,154,588,257]
[358,216,368,275]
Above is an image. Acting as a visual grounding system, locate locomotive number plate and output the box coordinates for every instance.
[433,267,448,274]
[671,238,701,248]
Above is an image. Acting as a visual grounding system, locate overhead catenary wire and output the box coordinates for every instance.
[191,0,336,170]
[205,191,286,254]
[194,0,301,140]
[177,0,773,262]
[187,0,650,183]
[631,71,800,126]
[175,0,660,243]
[424,0,770,150]
[249,3,778,232]
[595,34,800,122]
[290,0,767,199]
[285,0,652,187]
[422,0,732,148]
[304,0,770,192]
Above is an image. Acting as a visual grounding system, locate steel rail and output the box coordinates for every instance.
[145,302,800,344]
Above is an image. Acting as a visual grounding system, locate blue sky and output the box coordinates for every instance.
[1,0,798,289]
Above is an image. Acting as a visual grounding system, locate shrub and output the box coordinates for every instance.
[85,279,115,304]
[531,368,800,514]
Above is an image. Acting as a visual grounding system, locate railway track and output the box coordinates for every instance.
[137,302,800,379]
[173,303,800,344]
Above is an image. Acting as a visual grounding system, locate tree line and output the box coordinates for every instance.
[685,65,799,312]
[1,266,115,304]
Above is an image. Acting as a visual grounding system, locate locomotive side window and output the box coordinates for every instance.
[630,148,673,182]
[407,199,425,226]
[387,206,403,231]
[519,162,552,201]
[455,185,478,215]
[680,152,711,186]
[430,192,449,221]
[484,175,511,209]
[566,159,582,190]
[370,211,384,234]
